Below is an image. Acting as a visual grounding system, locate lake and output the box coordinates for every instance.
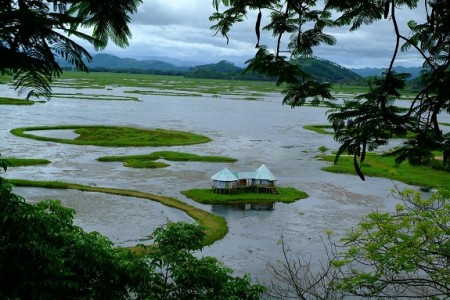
[1,80,415,284]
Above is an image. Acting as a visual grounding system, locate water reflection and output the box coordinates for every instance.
[212,202,275,212]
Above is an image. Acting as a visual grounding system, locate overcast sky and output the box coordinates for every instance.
[86,0,427,69]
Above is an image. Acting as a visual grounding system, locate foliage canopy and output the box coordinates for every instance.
[335,188,450,298]
[0,0,142,99]
[267,188,450,299]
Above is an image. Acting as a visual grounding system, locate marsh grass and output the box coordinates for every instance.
[5,158,51,167]
[181,187,308,204]
[321,153,450,189]
[51,93,140,101]
[8,179,228,247]
[11,125,211,147]
[305,124,415,139]
[304,124,334,135]
[331,85,368,94]
[125,90,203,97]
[0,97,34,105]
[58,71,280,95]
[98,151,237,168]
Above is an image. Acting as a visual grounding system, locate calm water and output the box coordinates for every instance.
[1,82,422,284]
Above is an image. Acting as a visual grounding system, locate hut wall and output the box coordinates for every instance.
[213,180,237,189]
[253,179,275,187]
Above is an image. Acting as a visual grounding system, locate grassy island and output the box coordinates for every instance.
[0,97,35,105]
[321,153,450,189]
[98,151,237,168]
[10,125,211,147]
[4,158,51,167]
[181,187,308,204]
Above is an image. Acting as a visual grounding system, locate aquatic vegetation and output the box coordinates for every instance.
[182,187,308,204]
[0,97,34,105]
[11,125,211,147]
[98,151,237,168]
[321,153,450,189]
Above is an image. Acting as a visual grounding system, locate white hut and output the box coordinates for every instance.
[253,165,277,188]
[211,168,238,193]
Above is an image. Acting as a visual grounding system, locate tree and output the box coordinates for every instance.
[267,188,450,299]
[0,177,154,299]
[335,188,450,298]
[266,232,342,299]
[210,0,450,180]
[145,222,266,299]
[0,0,142,99]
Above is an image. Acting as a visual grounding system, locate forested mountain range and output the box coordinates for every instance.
[351,66,423,78]
[58,53,421,84]
[58,54,189,75]
[292,57,362,84]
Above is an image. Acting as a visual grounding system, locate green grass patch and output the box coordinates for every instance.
[321,153,450,189]
[57,71,281,95]
[51,93,140,101]
[330,84,416,97]
[0,97,35,105]
[304,124,334,135]
[5,158,51,167]
[8,179,228,247]
[125,90,203,97]
[98,151,237,168]
[11,125,211,147]
[331,84,369,94]
[181,187,308,204]
[318,146,328,153]
[305,124,415,139]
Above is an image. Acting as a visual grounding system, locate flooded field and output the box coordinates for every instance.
[1,81,415,284]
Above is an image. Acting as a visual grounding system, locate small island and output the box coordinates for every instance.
[181,187,308,205]
[182,165,308,205]
[10,125,211,147]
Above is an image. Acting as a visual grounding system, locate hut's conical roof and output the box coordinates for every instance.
[254,164,276,181]
[211,168,238,181]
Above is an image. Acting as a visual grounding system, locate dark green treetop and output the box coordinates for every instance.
[0,0,142,99]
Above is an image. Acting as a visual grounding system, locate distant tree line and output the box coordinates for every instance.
[61,66,187,76]
[64,59,368,85]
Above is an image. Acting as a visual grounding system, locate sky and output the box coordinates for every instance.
[83,0,427,69]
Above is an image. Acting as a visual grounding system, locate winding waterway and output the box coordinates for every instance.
[1,82,424,284]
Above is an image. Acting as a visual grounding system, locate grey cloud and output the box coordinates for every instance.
[97,0,428,68]
[132,0,214,27]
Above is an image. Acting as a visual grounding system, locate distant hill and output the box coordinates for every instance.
[183,60,270,80]
[57,54,189,73]
[187,60,243,73]
[88,54,189,71]
[292,57,363,84]
[184,58,363,83]
[57,54,372,84]
[351,66,424,78]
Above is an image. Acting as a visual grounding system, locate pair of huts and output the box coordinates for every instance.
[211,165,277,193]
